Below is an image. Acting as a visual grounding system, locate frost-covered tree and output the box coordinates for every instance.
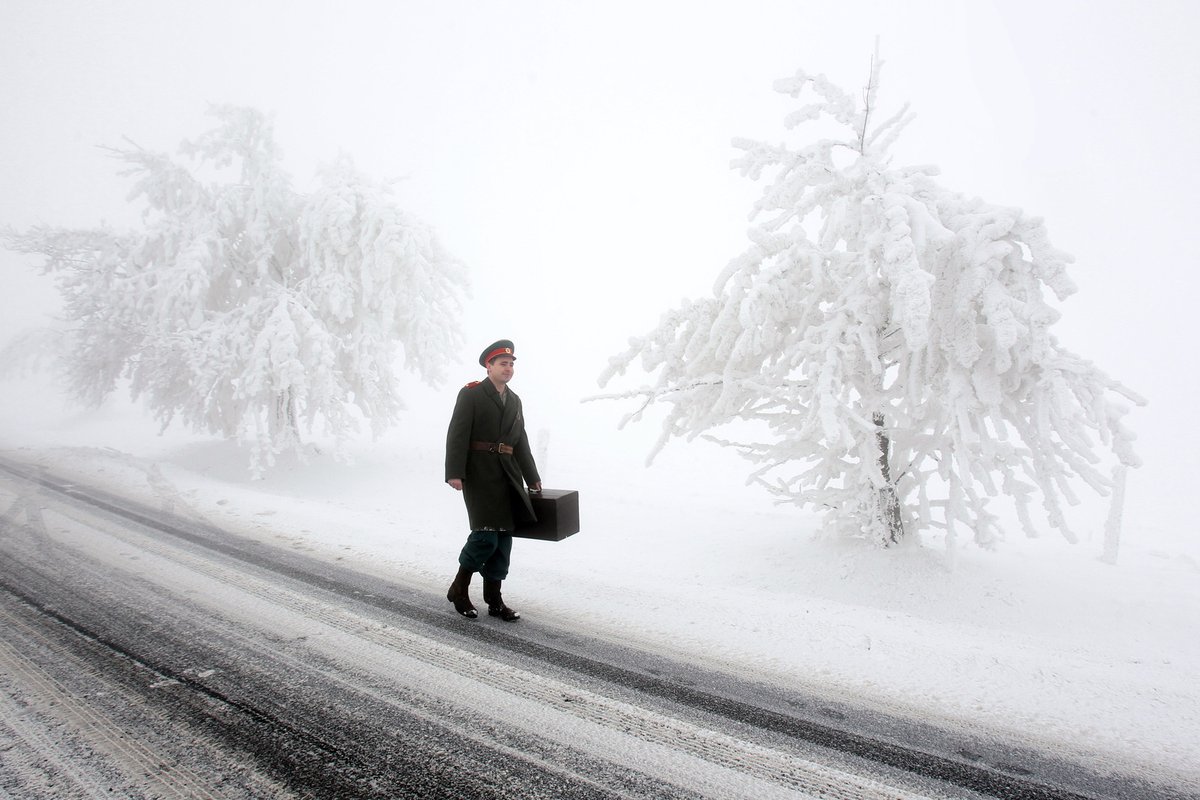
[595,54,1143,547]
[6,106,468,476]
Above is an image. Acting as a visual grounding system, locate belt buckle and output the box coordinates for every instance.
[488,443,499,453]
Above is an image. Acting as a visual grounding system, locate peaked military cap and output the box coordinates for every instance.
[479,339,516,366]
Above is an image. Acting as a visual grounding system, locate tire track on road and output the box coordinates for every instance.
[0,594,291,800]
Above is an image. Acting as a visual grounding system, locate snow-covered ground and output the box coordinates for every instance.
[2,372,1197,792]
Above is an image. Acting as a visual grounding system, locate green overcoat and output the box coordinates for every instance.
[445,379,541,531]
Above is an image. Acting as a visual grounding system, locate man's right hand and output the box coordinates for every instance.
[447,479,463,491]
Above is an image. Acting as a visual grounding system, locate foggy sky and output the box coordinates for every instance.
[1,0,1196,536]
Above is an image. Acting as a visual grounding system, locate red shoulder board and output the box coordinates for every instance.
[464,380,481,388]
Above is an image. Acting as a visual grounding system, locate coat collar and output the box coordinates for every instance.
[479,379,517,420]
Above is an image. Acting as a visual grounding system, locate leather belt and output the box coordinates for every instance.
[470,441,513,455]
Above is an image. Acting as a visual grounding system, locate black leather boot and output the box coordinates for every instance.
[483,579,520,621]
[446,567,477,618]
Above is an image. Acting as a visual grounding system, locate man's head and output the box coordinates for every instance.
[480,339,516,388]
[479,339,515,367]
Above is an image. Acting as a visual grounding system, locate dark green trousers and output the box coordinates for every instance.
[458,531,513,580]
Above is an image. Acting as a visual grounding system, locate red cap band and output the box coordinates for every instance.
[483,347,514,364]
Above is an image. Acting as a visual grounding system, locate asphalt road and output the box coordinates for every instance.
[0,457,1180,799]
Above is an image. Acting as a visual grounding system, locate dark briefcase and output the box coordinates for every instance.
[514,489,579,541]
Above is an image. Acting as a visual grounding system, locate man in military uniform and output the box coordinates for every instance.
[444,339,542,621]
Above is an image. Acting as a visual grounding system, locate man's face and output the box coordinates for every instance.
[487,356,515,386]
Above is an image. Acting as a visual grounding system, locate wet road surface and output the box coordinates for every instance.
[0,457,1178,799]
